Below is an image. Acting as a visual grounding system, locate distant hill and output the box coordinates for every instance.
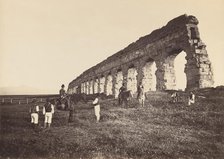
[0,86,57,95]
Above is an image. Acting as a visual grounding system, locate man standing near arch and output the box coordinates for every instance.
[137,82,145,107]
[188,92,195,105]
[118,83,126,105]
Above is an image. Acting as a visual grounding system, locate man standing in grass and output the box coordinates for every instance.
[137,82,145,107]
[92,96,100,123]
[43,98,54,128]
[29,99,39,129]
[68,98,74,123]
[171,91,178,103]
[188,92,195,105]
[118,83,126,105]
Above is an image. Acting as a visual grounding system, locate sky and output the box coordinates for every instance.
[0,0,224,94]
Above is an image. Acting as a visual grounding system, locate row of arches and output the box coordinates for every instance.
[68,15,215,92]
[69,52,187,97]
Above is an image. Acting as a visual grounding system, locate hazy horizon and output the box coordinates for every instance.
[1,0,224,95]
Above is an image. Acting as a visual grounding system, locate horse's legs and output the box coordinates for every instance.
[68,109,74,122]
[124,99,128,108]
[118,93,122,105]
[68,101,74,122]
[118,96,121,105]
[142,99,145,107]
[119,95,124,107]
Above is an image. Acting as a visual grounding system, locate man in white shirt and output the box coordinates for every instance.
[137,82,145,107]
[92,96,100,122]
[29,99,39,129]
[188,92,195,105]
[43,98,54,128]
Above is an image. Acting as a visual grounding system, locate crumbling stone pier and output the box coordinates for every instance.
[68,14,214,97]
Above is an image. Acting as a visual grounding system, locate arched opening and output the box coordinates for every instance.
[142,58,156,92]
[99,75,105,93]
[89,80,93,94]
[93,78,99,94]
[77,84,81,94]
[86,81,89,94]
[174,51,187,91]
[106,73,113,96]
[81,82,85,93]
[74,86,78,94]
[114,70,123,98]
[127,65,138,94]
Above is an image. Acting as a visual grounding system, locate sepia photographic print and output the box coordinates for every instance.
[0,0,224,158]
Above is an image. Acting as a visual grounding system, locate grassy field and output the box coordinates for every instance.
[1,88,224,159]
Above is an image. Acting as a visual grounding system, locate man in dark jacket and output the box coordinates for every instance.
[59,84,66,99]
[118,83,126,105]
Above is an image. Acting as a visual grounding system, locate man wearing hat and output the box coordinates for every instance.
[118,83,126,105]
[59,84,70,110]
[59,84,67,99]
[29,99,39,129]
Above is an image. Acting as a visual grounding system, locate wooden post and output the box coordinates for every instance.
[19,100,21,105]
[11,98,13,104]
[27,98,29,104]
[40,98,42,102]
[2,98,4,103]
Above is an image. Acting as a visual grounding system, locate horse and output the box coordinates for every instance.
[118,90,132,107]
[54,96,69,110]
[55,93,87,111]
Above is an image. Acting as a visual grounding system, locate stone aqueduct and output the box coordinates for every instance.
[68,14,214,97]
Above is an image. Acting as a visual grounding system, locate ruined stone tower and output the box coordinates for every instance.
[68,14,214,97]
